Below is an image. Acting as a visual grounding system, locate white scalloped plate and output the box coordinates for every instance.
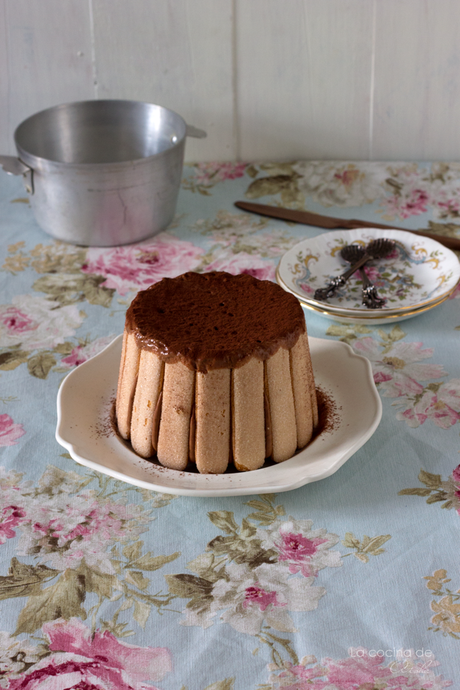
[56,335,382,497]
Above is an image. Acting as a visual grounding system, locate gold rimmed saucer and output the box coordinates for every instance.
[276,265,458,324]
[277,227,460,320]
[296,291,452,325]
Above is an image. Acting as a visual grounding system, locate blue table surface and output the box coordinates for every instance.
[0,160,459,689]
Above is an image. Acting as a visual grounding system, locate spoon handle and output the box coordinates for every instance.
[314,252,371,300]
[359,267,386,309]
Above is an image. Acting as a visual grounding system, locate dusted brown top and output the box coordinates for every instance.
[125,271,306,372]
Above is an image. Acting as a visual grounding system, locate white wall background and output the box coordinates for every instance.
[2,0,460,163]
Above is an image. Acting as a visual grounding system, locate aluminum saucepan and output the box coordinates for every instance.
[0,99,206,246]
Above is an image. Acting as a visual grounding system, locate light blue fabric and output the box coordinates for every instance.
[0,161,458,689]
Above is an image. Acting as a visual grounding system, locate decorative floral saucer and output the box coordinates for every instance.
[280,289,452,325]
[277,228,460,322]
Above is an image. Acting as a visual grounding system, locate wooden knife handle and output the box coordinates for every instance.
[348,219,460,251]
[235,202,460,251]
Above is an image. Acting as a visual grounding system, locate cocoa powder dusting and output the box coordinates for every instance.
[125,271,306,373]
[314,386,341,437]
[95,397,118,439]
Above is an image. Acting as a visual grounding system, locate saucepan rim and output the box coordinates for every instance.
[13,98,189,168]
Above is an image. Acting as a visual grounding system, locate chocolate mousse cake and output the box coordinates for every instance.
[116,271,318,473]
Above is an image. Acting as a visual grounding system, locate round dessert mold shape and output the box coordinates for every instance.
[56,335,382,497]
[119,271,315,472]
[118,331,316,472]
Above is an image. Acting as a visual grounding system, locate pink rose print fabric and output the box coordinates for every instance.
[6,618,172,690]
[0,505,26,544]
[60,335,115,369]
[346,332,460,430]
[0,296,83,350]
[259,518,341,578]
[82,235,204,295]
[0,414,25,447]
[266,648,451,689]
[1,159,459,690]
[193,161,247,185]
[452,465,460,516]
[204,253,276,281]
[169,510,342,636]
[0,466,151,572]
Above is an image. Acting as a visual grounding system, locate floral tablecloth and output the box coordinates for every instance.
[1,160,459,689]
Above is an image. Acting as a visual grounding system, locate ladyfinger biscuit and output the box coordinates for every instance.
[130,350,164,458]
[195,368,231,474]
[310,364,319,428]
[116,332,140,439]
[290,332,314,448]
[265,347,297,462]
[303,334,319,428]
[232,358,265,471]
[157,361,195,470]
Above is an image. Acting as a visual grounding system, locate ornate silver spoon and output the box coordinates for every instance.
[314,238,396,304]
[340,243,387,308]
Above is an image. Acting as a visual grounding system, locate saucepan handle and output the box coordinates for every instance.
[0,155,34,194]
[185,125,207,139]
